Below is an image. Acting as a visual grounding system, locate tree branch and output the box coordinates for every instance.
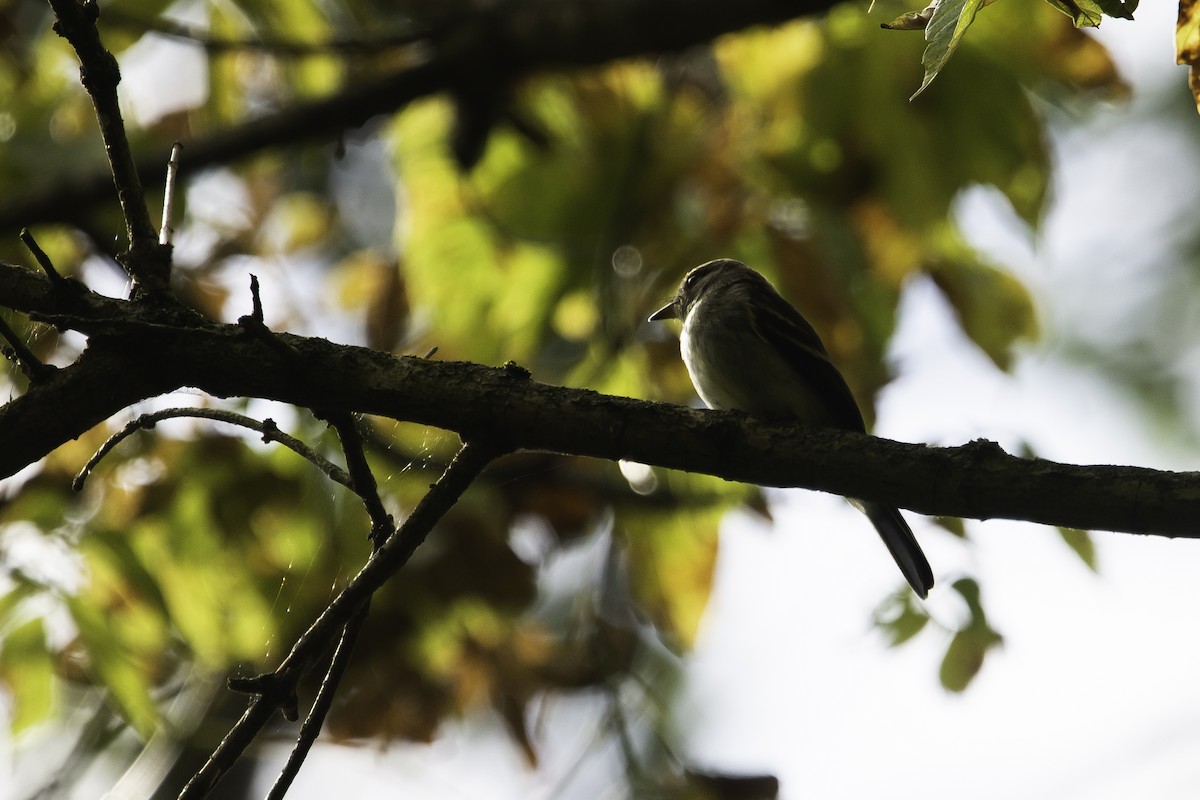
[1,261,1197,538]
[178,439,503,800]
[71,406,354,491]
[261,415,393,800]
[0,314,53,382]
[46,0,171,292]
[0,0,836,232]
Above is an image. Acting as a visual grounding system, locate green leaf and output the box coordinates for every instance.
[0,617,55,733]
[1042,0,1123,27]
[939,625,1000,692]
[939,578,1003,693]
[619,474,737,648]
[1095,0,1137,19]
[933,516,967,538]
[929,253,1037,372]
[874,588,931,646]
[1042,0,1138,26]
[1057,527,1099,572]
[66,597,160,739]
[911,0,987,99]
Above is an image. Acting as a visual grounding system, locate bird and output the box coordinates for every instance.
[648,258,933,598]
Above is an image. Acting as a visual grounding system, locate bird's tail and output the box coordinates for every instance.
[861,502,934,599]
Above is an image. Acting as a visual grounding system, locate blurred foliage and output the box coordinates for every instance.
[938,578,1005,693]
[0,0,1143,796]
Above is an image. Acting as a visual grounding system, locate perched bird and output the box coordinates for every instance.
[649,258,933,598]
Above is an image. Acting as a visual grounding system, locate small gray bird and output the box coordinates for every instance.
[649,258,933,598]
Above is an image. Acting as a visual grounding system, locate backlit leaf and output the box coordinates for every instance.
[874,588,931,646]
[1057,527,1099,572]
[0,617,55,733]
[911,0,988,99]
[929,250,1037,371]
[1043,0,1104,27]
[939,578,1003,692]
[66,597,160,739]
[619,480,728,647]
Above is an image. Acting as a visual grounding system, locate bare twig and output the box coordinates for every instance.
[264,414,392,799]
[246,275,264,326]
[72,406,353,492]
[178,438,505,800]
[19,228,67,288]
[331,415,392,540]
[0,315,53,382]
[159,142,183,246]
[265,602,370,800]
[47,0,171,292]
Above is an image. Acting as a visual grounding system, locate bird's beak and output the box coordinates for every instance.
[648,300,677,321]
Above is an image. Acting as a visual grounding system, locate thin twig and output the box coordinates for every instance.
[48,0,155,243]
[247,275,264,325]
[19,228,67,288]
[264,594,370,800]
[331,415,392,538]
[159,142,183,246]
[47,0,170,292]
[264,413,394,798]
[272,444,502,680]
[178,438,504,800]
[0,314,53,382]
[73,407,353,492]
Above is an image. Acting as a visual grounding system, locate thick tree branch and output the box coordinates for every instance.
[1,262,1197,537]
[0,0,836,232]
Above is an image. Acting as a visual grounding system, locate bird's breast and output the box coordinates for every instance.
[680,298,836,424]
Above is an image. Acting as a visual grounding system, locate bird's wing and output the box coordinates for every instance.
[749,294,867,433]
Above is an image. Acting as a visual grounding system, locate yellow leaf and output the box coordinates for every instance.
[1178,0,1200,114]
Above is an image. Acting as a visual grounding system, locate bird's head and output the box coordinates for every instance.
[648,258,758,322]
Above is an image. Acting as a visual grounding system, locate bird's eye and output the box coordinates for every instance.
[683,271,700,290]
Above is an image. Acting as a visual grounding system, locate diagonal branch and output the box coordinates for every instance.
[261,414,393,799]
[46,0,172,292]
[0,314,54,382]
[178,439,504,800]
